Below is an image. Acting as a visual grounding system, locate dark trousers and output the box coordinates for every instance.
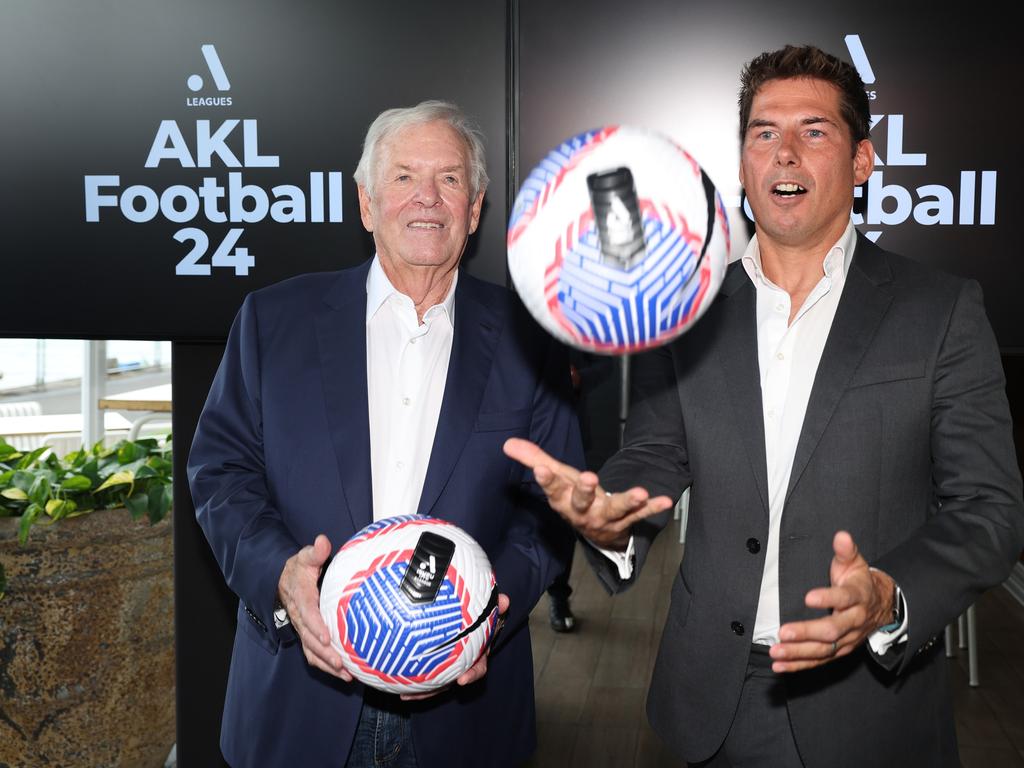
[344,690,419,768]
[691,645,805,768]
[546,524,576,601]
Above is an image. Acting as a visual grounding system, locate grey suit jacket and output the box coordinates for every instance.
[592,234,1024,767]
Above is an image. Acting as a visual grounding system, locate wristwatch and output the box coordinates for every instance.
[273,599,290,629]
[879,582,905,633]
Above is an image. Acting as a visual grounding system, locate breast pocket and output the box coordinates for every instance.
[848,361,925,390]
[473,407,532,433]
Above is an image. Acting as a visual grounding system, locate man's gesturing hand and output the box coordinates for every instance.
[770,531,896,673]
[503,437,673,550]
[277,534,353,681]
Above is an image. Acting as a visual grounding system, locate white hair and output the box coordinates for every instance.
[353,100,489,199]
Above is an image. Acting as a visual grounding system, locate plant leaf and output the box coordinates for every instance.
[18,503,43,544]
[15,446,48,470]
[117,442,142,464]
[11,470,35,492]
[60,474,93,491]
[95,470,134,492]
[147,484,171,523]
[46,498,76,521]
[28,475,52,507]
[125,492,148,520]
[80,459,100,486]
[1,488,28,501]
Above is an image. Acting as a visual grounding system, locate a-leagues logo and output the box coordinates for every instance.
[844,34,875,86]
[842,33,997,240]
[186,44,232,107]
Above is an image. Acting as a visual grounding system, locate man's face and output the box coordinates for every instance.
[358,120,484,273]
[739,77,873,252]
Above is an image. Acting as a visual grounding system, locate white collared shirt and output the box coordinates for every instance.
[743,223,854,644]
[366,256,457,521]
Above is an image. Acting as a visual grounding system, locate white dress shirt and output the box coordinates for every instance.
[366,256,457,521]
[602,222,907,654]
[744,224,853,644]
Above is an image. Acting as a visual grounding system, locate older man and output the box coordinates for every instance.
[189,100,581,768]
[506,46,1024,767]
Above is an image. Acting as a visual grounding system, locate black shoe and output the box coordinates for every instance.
[549,596,576,633]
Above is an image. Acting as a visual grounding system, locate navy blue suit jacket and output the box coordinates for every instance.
[188,260,582,767]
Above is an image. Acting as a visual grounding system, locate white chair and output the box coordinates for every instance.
[0,400,43,450]
[0,401,42,417]
[40,433,86,458]
[945,606,979,687]
[39,431,130,459]
[129,415,172,442]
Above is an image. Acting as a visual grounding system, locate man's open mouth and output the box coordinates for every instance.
[772,183,807,197]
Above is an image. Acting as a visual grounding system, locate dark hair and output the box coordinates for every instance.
[738,45,871,151]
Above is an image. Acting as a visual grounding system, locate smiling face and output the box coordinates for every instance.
[739,77,873,256]
[358,120,484,279]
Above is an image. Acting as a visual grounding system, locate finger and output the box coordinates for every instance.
[603,495,675,530]
[297,537,331,568]
[296,627,347,677]
[456,653,488,686]
[610,490,674,517]
[532,462,582,502]
[503,438,562,472]
[497,593,510,615]
[771,638,841,664]
[312,534,332,563]
[831,530,859,565]
[569,473,600,514]
[804,584,861,612]
[777,615,848,645]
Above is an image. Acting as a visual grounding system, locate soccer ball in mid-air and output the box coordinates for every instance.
[508,125,730,354]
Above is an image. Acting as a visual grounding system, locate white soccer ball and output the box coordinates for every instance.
[318,515,499,694]
[508,125,730,354]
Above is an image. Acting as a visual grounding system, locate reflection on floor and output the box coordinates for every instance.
[527,520,1024,767]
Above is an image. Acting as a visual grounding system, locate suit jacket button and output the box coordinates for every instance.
[731,621,745,636]
[746,537,761,554]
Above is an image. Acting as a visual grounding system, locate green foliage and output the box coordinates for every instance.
[0,435,173,545]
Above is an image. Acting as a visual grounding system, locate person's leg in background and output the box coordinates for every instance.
[547,525,576,632]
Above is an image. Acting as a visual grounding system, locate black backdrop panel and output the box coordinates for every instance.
[518,1,1020,347]
[0,0,507,341]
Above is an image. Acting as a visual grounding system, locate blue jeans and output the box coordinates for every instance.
[344,697,419,768]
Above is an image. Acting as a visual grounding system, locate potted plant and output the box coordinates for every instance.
[0,436,175,767]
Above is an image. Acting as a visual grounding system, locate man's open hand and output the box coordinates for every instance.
[771,531,895,673]
[503,438,673,550]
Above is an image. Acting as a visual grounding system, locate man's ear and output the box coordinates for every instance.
[853,139,875,186]
[357,184,374,232]
[467,189,485,235]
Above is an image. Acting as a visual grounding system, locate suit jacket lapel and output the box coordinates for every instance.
[785,235,893,502]
[315,262,374,533]
[714,264,770,515]
[416,274,502,517]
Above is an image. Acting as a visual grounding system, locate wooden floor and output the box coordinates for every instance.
[526,519,1024,767]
